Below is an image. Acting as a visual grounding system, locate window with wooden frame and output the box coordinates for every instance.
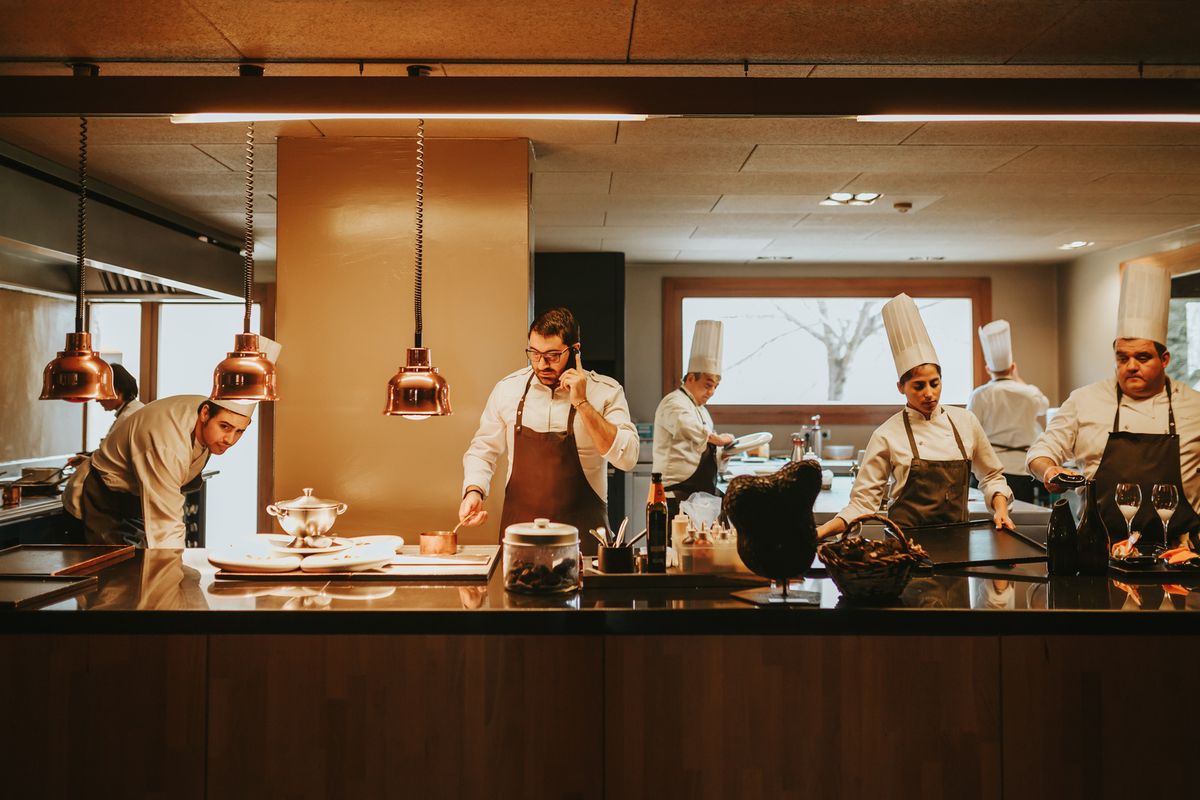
[662,277,992,425]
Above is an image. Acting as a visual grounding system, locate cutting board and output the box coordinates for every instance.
[0,544,135,576]
[812,521,1047,570]
[0,575,98,608]
[215,545,500,582]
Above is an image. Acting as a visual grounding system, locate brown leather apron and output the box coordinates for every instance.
[887,409,971,528]
[665,389,721,518]
[499,374,609,555]
[1092,380,1200,551]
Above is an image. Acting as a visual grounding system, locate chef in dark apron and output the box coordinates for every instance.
[967,320,1050,504]
[817,294,1015,539]
[652,320,735,518]
[1030,264,1200,553]
[458,307,640,554]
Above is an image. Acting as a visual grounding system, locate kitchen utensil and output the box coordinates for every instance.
[503,518,581,594]
[616,517,629,546]
[726,432,772,456]
[420,531,458,555]
[2,482,20,507]
[266,487,348,546]
[588,528,609,549]
[1052,472,1087,488]
[625,528,648,547]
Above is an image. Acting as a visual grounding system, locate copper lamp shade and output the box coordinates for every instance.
[384,347,451,418]
[39,331,117,403]
[212,332,278,401]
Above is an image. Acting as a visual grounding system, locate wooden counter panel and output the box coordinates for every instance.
[0,634,206,800]
[1002,635,1200,799]
[207,634,603,800]
[605,635,1001,800]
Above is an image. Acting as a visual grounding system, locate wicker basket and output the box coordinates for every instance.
[817,513,929,602]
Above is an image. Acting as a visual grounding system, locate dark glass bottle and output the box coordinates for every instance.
[1075,479,1110,576]
[646,472,668,573]
[1046,498,1079,576]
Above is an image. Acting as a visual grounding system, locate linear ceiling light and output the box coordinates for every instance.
[172,112,648,123]
[858,114,1200,123]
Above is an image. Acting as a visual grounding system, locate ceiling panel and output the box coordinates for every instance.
[535,143,754,172]
[600,211,806,228]
[629,1,1080,63]
[1080,174,1200,195]
[533,172,612,194]
[536,194,719,213]
[743,145,1032,173]
[906,122,1200,147]
[997,146,1200,173]
[616,117,921,145]
[190,0,635,60]
[531,210,607,226]
[609,171,858,195]
[839,171,1104,195]
[712,195,942,214]
[1010,2,1200,64]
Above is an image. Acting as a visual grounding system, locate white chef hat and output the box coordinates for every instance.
[687,320,724,376]
[882,294,939,379]
[1116,263,1171,345]
[208,335,281,419]
[978,319,1013,372]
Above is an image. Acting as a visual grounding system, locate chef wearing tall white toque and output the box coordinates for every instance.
[967,320,1050,504]
[816,294,1013,539]
[652,319,736,517]
[1027,263,1200,550]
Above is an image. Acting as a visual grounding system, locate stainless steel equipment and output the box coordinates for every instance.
[266,487,348,548]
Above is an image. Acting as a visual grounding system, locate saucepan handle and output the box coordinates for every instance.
[336,503,348,515]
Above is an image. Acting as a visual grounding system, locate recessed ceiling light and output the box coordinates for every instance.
[1058,241,1094,250]
[908,256,945,261]
[822,191,882,207]
[755,256,794,261]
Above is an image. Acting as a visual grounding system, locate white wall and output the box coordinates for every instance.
[625,261,1061,453]
[1058,226,1200,395]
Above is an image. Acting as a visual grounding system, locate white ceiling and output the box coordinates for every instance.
[1,0,1199,268]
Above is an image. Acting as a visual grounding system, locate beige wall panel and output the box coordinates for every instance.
[0,288,82,462]
[276,138,530,545]
[625,261,1059,450]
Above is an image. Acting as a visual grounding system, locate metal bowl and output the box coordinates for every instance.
[266,487,348,545]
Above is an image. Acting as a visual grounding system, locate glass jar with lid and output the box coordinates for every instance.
[502,518,581,594]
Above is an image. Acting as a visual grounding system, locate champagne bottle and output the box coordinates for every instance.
[1046,498,1079,576]
[646,472,668,573]
[1075,479,1109,576]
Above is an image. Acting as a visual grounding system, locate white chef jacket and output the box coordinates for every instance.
[836,404,1013,526]
[90,394,211,548]
[652,386,716,487]
[1025,378,1200,511]
[966,378,1049,475]
[63,398,146,519]
[462,367,640,501]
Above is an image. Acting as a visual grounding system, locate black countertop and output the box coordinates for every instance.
[4,547,1200,635]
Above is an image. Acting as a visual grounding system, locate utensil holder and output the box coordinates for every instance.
[597,545,634,573]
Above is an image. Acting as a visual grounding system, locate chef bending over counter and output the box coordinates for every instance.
[816,293,1014,539]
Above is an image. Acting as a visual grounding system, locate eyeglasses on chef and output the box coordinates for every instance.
[525,347,572,365]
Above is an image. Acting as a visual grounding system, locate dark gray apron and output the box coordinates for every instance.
[1092,380,1200,551]
[499,374,609,555]
[665,388,721,518]
[81,464,207,548]
[888,409,971,529]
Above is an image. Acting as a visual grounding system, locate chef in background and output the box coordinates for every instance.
[457,307,639,552]
[1027,263,1200,546]
[82,396,257,548]
[967,320,1049,504]
[63,363,145,520]
[653,319,735,517]
[817,294,1013,539]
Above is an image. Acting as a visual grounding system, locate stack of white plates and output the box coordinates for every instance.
[300,545,395,573]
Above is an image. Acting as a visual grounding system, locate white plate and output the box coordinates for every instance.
[263,534,354,555]
[345,534,405,551]
[208,549,302,573]
[300,546,395,573]
[725,431,772,455]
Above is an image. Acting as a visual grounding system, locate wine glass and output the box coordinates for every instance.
[1114,483,1142,545]
[1151,483,1179,550]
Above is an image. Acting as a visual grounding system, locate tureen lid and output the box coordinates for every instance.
[274,487,341,509]
[503,517,579,546]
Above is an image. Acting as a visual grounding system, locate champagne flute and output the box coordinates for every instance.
[1114,483,1142,546]
[1151,483,1179,550]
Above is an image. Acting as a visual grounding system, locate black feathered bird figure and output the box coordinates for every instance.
[722,460,822,587]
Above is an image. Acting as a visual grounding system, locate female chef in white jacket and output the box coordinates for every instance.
[817,294,1014,539]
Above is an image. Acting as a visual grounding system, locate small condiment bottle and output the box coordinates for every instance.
[693,528,715,571]
[671,513,691,551]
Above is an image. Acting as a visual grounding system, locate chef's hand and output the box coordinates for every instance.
[66,453,87,468]
[991,496,1015,531]
[559,350,589,407]
[1041,464,1080,494]
[709,432,736,446]
[458,488,488,527]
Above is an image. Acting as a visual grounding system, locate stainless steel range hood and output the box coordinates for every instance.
[0,140,244,301]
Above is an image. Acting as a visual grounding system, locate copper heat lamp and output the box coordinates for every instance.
[40,115,116,403]
[212,120,278,401]
[384,115,452,419]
